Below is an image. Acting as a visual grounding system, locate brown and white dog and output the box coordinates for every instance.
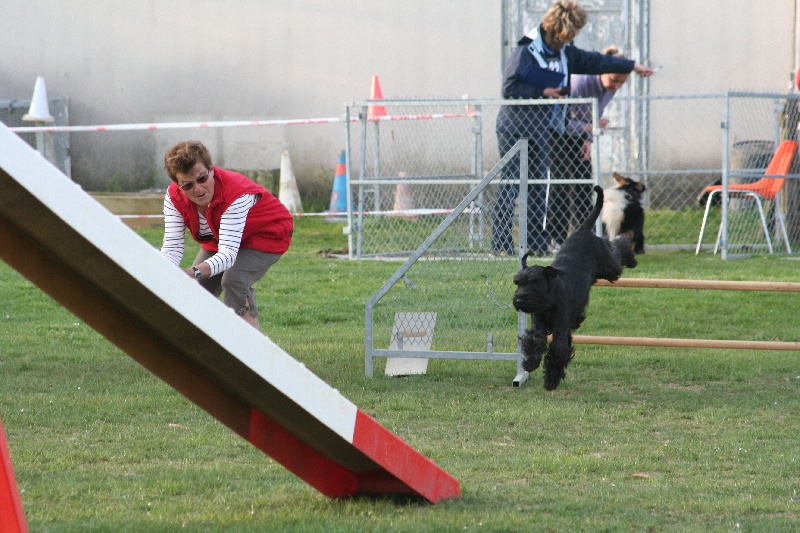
[601,173,646,254]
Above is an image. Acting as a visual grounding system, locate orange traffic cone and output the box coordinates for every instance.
[368,75,386,120]
[0,418,28,533]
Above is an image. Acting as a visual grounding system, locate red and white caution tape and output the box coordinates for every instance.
[117,207,484,220]
[10,112,479,134]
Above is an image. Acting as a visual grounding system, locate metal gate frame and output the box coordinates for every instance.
[364,140,533,385]
[344,97,600,260]
[344,99,487,259]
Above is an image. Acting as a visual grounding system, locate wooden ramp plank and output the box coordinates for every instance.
[0,123,459,504]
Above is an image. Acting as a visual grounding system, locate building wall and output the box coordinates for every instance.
[1,1,797,191]
[649,0,796,95]
[646,0,797,170]
[1,0,502,190]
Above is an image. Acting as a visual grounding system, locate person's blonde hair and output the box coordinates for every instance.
[602,44,625,58]
[600,45,631,87]
[541,0,588,50]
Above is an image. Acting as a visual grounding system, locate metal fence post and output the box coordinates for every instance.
[373,120,382,213]
[592,99,603,235]
[471,104,485,249]
[356,105,369,258]
[516,139,529,381]
[721,92,731,259]
[345,105,355,258]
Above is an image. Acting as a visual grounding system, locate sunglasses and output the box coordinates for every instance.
[178,171,211,191]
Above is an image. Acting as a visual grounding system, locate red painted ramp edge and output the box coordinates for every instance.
[0,418,28,533]
[248,409,460,503]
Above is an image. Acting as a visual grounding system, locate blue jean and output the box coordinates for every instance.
[492,129,549,253]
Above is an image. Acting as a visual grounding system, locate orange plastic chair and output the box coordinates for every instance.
[696,139,797,255]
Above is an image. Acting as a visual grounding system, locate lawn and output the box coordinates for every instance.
[1,216,799,532]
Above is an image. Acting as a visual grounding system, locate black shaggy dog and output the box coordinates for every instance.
[601,172,646,254]
[513,185,637,390]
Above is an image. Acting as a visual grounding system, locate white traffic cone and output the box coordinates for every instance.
[279,150,303,214]
[393,172,416,220]
[22,76,54,123]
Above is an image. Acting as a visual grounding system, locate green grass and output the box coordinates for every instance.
[647,207,720,246]
[2,217,800,531]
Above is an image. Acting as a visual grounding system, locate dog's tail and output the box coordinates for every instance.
[576,185,604,232]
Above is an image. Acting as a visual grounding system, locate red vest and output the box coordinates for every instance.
[168,166,293,255]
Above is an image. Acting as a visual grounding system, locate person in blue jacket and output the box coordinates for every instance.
[492,0,653,256]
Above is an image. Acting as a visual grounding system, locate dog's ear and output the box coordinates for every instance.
[634,181,646,192]
[543,266,564,280]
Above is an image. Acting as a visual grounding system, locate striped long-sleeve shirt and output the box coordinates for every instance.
[160,192,259,276]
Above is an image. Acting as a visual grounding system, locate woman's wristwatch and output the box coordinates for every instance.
[192,267,202,280]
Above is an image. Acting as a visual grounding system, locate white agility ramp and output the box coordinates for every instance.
[0,123,460,504]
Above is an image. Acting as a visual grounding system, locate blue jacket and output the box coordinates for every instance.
[496,31,634,136]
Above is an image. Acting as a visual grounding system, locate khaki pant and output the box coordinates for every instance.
[193,248,281,318]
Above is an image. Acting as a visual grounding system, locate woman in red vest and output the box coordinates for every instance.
[161,141,293,331]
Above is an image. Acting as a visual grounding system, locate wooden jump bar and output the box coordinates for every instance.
[572,335,800,351]
[594,278,800,292]
[585,277,800,351]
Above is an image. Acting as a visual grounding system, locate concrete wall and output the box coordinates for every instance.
[646,0,797,170]
[1,1,798,193]
[1,0,502,191]
[649,0,797,95]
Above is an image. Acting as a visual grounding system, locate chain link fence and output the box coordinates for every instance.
[711,92,800,258]
[346,93,800,260]
[359,93,800,379]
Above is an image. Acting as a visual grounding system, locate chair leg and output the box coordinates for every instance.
[714,224,723,254]
[749,194,774,254]
[696,190,719,255]
[708,190,776,255]
[774,192,792,254]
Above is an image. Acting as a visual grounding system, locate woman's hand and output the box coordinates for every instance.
[543,87,566,98]
[183,263,210,280]
[633,64,655,77]
[580,140,593,162]
[583,118,609,135]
